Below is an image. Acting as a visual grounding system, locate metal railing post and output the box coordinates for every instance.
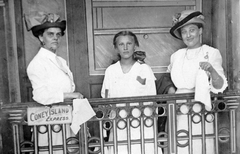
[230,109,236,153]
[12,124,20,154]
[167,100,177,154]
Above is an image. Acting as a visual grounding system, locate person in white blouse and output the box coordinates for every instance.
[25,11,83,153]
[101,31,162,154]
[168,10,228,154]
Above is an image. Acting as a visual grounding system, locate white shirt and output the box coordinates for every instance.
[168,44,228,93]
[101,61,156,99]
[27,47,75,105]
[101,61,161,154]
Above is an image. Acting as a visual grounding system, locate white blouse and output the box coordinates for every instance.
[101,61,156,99]
[27,47,75,105]
[168,44,228,93]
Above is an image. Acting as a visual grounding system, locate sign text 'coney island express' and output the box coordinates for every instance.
[27,105,72,125]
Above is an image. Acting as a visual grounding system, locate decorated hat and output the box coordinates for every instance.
[170,10,205,40]
[24,11,66,37]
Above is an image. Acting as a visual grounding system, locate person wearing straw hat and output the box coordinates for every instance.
[25,11,83,153]
[168,10,228,154]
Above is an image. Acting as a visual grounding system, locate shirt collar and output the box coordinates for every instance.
[38,47,58,60]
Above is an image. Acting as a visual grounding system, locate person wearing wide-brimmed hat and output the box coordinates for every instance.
[168,10,228,154]
[25,11,83,153]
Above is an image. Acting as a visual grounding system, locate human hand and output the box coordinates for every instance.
[64,92,84,100]
[167,87,176,94]
[199,62,214,72]
[74,92,84,99]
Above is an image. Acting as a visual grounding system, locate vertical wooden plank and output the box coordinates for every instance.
[225,0,234,90]
[66,0,102,146]
[0,2,7,149]
[13,0,28,102]
[202,0,212,46]
[0,1,14,153]
[231,1,240,153]
[0,2,9,104]
[212,0,228,79]
[66,0,90,98]
[5,0,21,103]
[230,1,240,154]
[14,0,34,144]
[232,0,240,91]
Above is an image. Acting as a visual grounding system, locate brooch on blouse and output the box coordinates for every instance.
[204,52,209,60]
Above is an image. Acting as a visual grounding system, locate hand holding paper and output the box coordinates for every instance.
[195,69,212,110]
[70,98,96,134]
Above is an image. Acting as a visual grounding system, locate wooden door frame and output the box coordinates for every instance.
[66,0,104,99]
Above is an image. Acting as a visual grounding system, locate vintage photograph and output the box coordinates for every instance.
[0,0,239,154]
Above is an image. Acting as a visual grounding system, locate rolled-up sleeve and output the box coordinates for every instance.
[209,49,228,93]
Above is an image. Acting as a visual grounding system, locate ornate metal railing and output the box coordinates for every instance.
[0,92,239,154]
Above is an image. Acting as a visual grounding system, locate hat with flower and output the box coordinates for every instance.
[24,11,66,37]
[170,10,205,40]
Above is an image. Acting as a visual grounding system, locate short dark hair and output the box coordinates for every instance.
[113,31,139,48]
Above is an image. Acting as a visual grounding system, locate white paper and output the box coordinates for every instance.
[195,69,212,110]
[70,98,96,134]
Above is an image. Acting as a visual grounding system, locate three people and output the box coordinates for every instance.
[169,10,228,154]
[25,11,83,153]
[25,9,228,154]
[101,31,162,154]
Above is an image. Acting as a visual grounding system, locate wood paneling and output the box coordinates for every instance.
[228,1,240,154]
[66,0,92,98]
[5,0,21,103]
[212,0,227,76]
[202,0,212,45]
[0,5,10,154]
[87,0,201,75]
[211,1,240,154]
[0,2,9,104]
[14,0,28,102]
[0,1,15,153]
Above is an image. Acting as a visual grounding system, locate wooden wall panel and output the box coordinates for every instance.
[0,5,11,154]
[1,1,16,153]
[94,33,184,73]
[4,0,22,103]
[0,2,9,104]
[212,0,227,75]
[211,1,240,154]
[66,0,91,98]
[96,7,183,29]
[87,0,200,75]
[229,1,240,154]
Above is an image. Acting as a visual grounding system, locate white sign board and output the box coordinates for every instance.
[27,105,72,125]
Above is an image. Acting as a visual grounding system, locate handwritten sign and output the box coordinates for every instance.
[27,105,72,125]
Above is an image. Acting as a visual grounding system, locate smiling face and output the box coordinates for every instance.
[39,27,63,53]
[180,24,202,49]
[115,35,136,60]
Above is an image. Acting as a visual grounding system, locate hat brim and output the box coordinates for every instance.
[170,11,204,40]
[31,20,66,38]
